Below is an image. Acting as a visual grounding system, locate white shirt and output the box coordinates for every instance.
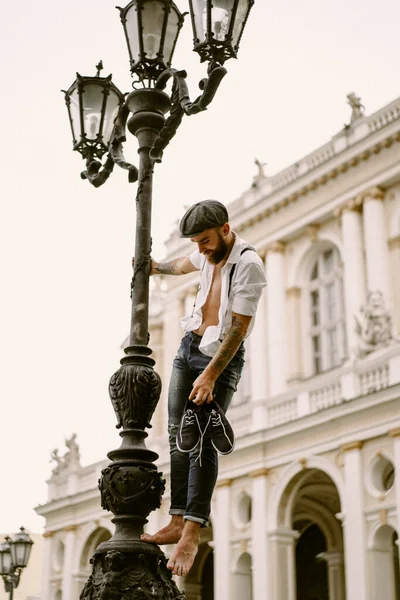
[180,233,267,357]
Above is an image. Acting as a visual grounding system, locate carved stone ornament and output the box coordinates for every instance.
[99,464,165,518]
[109,364,162,430]
[347,92,365,123]
[80,551,186,600]
[354,290,400,358]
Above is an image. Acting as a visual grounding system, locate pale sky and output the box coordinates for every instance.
[1,0,399,534]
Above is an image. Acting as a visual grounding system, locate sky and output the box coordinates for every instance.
[0,0,399,534]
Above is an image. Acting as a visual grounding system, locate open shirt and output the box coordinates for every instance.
[180,233,267,357]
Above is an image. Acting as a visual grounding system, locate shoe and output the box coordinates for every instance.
[176,403,202,453]
[206,401,235,455]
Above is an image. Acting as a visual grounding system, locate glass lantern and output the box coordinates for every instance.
[188,0,254,63]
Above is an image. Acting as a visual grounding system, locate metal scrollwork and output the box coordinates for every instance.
[109,364,161,430]
[80,552,186,600]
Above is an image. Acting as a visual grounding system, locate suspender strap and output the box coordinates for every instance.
[228,246,255,297]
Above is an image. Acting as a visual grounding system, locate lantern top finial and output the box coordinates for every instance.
[96,61,104,77]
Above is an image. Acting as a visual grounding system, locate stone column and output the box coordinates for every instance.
[269,528,298,600]
[336,200,367,354]
[341,441,368,600]
[389,428,400,533]
[61,525,77,600]
[249,253,268,429]
[318,552,346,600]
[266,242,287,395]
[361,187,392,307]
[389,236,400,333]
[213,479,232,600]
[41,531,54,600]
[286,287,303,381]
[250,469,270,600]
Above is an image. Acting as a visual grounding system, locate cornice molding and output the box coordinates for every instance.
[236,132,400,235]
[43,530,55,538]
[357,186,385,203]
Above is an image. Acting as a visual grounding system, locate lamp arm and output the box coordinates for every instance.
[150,62,227,162]
[80,105,139,187]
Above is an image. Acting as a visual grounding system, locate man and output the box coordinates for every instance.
[140,200,266,577]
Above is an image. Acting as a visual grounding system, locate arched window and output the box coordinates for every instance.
[309,247,346,374]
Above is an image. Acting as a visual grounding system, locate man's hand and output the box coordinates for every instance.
[131,257,159,275]
[189,371,216,406]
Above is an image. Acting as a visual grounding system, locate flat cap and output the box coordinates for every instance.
[180,200,229,238]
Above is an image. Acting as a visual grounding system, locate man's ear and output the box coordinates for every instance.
[221,223,230,236]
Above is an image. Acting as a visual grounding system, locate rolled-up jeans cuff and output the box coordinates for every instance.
[184,513,209,528]
[169,509,185,516]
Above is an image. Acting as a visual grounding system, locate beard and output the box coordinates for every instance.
[205,234,229,264]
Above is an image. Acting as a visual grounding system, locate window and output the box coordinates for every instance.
[309,248,346,373]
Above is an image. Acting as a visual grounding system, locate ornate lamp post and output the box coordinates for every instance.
[0,528,34,600]
[63,0,254,597]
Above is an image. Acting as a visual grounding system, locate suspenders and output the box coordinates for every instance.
[227,246,255,297]
[190,245,256,318]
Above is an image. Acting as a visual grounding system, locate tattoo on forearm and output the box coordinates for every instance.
[208,316,246,376]
[155,260,179,275]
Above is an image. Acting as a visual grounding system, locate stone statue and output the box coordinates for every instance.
[354,291,399,357]
[50,433,81,475]
[347,92,365,123]
[64,433,81,467]
[254,158,267,178]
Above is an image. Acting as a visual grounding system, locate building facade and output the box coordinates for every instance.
[36,94,400,600]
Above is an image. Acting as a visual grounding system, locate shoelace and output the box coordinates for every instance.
[211,410,222,427]
[194,413,212,468]
[183,409,195,425]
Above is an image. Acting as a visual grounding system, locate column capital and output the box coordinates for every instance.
[358,186,385,203]
[267,240,286,254]
[305,223,320,242]
[286,286,301,299]
[216,478,233,489]
[249,467,270,479]
[388,427,400,438]
[388,235,400,251]
[334,197,363,217]
[63,524,78,532]
[341,440,364,452]
[43,530,55,538]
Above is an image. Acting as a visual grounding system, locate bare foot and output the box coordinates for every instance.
[140,516,184,545]
[167,521,200,577]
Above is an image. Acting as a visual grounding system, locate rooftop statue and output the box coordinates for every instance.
[50,433,81,475]
[347,92,365,123]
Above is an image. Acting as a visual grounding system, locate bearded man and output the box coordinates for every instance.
[140,200,267,576]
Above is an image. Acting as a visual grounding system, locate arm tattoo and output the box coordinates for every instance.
[155,260,180,275]
[207,316,246,377]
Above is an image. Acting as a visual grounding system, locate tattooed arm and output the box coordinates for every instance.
[132,255,198,276]
[189,313,252,406]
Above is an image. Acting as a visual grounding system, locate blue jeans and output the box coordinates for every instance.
[168,331,245,527]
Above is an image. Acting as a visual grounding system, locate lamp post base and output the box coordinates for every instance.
[80,548,185,599]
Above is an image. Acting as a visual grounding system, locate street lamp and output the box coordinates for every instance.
[0,528,34,600]
[63,1,253,598]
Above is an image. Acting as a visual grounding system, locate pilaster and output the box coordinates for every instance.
[338,200,367,353]
[341,441,368,600]
[388,235,400,333]
[213,479,232,600]
[61,525,77,600]
[250,469,270,600]
[286,287,304,381]
[388,429,400,534]
[269,528,298,600]
[266,241,287,395]
[41,531,54,600]
[361,187,393,308]
[249,254,268,429]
